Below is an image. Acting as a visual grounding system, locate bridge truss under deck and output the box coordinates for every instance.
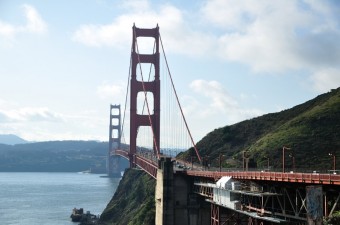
[193,177,340,225]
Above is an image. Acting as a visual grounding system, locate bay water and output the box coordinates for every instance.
[0,172,120,225]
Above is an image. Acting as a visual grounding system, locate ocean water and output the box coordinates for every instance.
[0,172,120,225]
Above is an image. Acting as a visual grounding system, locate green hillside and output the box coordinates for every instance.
[181,88,340,171]
[99,169,155,225]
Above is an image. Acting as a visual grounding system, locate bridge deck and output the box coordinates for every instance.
[115,150,158,179]
[184,170,340,185]
[115,151,340,185]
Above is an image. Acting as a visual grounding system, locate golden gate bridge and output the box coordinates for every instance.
[107,24,340,225]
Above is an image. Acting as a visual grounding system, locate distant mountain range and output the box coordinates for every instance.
[0,134,28,145]
[0,140,129,172]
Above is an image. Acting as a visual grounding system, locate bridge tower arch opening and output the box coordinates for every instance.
[137,91,154,115]
[130,24,160,168]
[107,104,122,177]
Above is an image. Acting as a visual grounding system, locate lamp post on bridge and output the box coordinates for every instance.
[264,156,270,170]
[329,152,336,172]
[282,146,291,173]
[219,153,226,172]
[191,156,194,169]
[202,156,207,170]
[288,152,295,171]
[243,150,249,171]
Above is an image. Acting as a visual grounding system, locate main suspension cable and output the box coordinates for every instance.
[121,42,133,145]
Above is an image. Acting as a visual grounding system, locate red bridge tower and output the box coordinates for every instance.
[108,104,122,177]
[130,25,160,168]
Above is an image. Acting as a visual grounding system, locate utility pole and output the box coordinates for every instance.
[282,146,291,173]
[329,152,336,172]
[191,156,194,169]
[289,152,295,171]
[264,156,270,170]
[243,150,249,171]
[219,153,222,172]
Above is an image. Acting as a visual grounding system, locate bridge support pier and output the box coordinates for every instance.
[156,157,210,225]
[306,185,323,225]
[156,157,174,225]
[107,155,121,177]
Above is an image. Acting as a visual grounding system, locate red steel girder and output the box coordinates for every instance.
[135,155,158,179]
[184,170,340,185]
[115,150,158,179]
[115,149,129,160]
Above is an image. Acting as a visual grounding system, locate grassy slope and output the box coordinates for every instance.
[181,88,340,171]
[99,169,156,225]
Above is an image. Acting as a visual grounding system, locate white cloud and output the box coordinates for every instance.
[0,107,63,123]
[201,0,340,73]
[22,4,47,34]
[0,22,16,38]
[310,68,340,92]
[73,0,340,94]
[120,0,151,12]
[189,80,237,114]
[0,4,47,39]
[96,82,125,100]
[186,79,263,124]
[0,104,108,141]
[199,0,340,94]
[177,79,264,140]
[72,1,170,48]
[72,1,213,56]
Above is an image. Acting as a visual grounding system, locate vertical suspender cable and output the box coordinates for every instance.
[159,34,202,163]
[121,43,133,146]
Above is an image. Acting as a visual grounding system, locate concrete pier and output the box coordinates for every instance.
[156,157,174,225]
[155,158,175,225]
[306,185,323,225]
[155,157,210,225]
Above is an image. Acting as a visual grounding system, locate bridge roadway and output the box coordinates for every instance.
[115,149,340,224]
[115,149,158,178]
[116,149,340,185]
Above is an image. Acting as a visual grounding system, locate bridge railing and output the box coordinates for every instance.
[185,170,340,185]
[115,149,158,179]
[135,155,158,179]
[115,149,129,160]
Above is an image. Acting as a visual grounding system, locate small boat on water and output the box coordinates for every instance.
[70,208,98,223]
[78,168,92,174]
[70,208,84,222]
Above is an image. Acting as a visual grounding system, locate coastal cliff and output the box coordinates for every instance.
[99,168,156,225]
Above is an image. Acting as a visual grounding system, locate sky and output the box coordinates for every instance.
[0,0,340,144]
